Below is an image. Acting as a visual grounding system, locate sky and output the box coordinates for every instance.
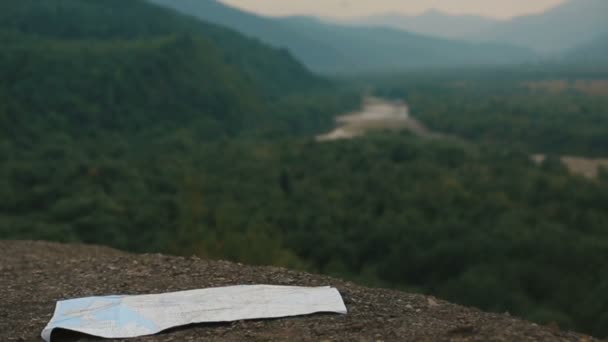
[219,0,567,20]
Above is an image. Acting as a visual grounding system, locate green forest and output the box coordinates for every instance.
[372,70,608,156]
[2,0,608,338]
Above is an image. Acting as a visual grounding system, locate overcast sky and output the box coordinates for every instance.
[219,0,566,19]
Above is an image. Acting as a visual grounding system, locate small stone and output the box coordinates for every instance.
[447,325,475,336]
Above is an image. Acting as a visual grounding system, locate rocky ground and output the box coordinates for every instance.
[0,240,598,341]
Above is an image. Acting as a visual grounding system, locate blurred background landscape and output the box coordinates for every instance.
[1,0,607,337]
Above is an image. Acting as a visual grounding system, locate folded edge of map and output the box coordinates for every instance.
[41,285,347,341]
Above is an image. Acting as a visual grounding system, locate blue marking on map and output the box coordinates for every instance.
[50,296,158,332]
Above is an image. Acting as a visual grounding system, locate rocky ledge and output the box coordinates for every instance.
[0,241,597,341]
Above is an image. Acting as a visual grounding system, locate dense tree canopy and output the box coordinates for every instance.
[0,0,325,97]
[373,71,608,156]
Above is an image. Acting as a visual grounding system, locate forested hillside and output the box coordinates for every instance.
[0,0,361,139]
[373,72,608,156]
[1,33,261,136]
[0,0,357,254]
[0,0,323,98]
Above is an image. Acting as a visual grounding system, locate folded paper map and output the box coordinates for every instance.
[41,285,347,341]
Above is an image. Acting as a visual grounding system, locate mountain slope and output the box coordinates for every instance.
[278,17,534,72]
[344,10,498,41]
[345,0,608,55]
[563,34,608,64]
[147,0,348,73]
[0,0,322,98]
[1,240,597,341]
[0,0,332,139]
[149,0,534,73]
[477,0,608,53]
[0,33,259,136]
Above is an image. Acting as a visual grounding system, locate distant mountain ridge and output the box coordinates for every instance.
[342,9,498,41]
[564,34,608,64]
[477,0,608,53]
[149,0,535,73]
[341,0,608,55]
[277,16,534,72]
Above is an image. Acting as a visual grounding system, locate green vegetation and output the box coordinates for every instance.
[0,0,324,97]
[0,0,359,138]
[374,70,608,156]
[0,0,357,263]
[1,0,608,339]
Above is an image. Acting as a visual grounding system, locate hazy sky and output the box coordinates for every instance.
[219,0,567,19]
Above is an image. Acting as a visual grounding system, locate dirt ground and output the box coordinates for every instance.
[532,154,608,179]
[0,240,599,342]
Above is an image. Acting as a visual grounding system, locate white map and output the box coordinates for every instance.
[41,285,347,341]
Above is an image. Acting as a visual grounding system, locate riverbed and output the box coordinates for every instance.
[316,97,438,141]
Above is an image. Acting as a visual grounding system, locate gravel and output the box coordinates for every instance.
[0,240,598,342]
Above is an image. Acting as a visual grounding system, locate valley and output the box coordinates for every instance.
[1,0,608,339]
[319,95,608,180]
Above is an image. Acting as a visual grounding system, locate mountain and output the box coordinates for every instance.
[149,0,535,73]
[147,0,347,73]
[344,0,608,55]
[0,0,329,138]
[477,0,608,53]
[278,16,534,72]
[0,0,321,99]
[563,34,608,64]
[0,0,353,265]
[343,10,498,41]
